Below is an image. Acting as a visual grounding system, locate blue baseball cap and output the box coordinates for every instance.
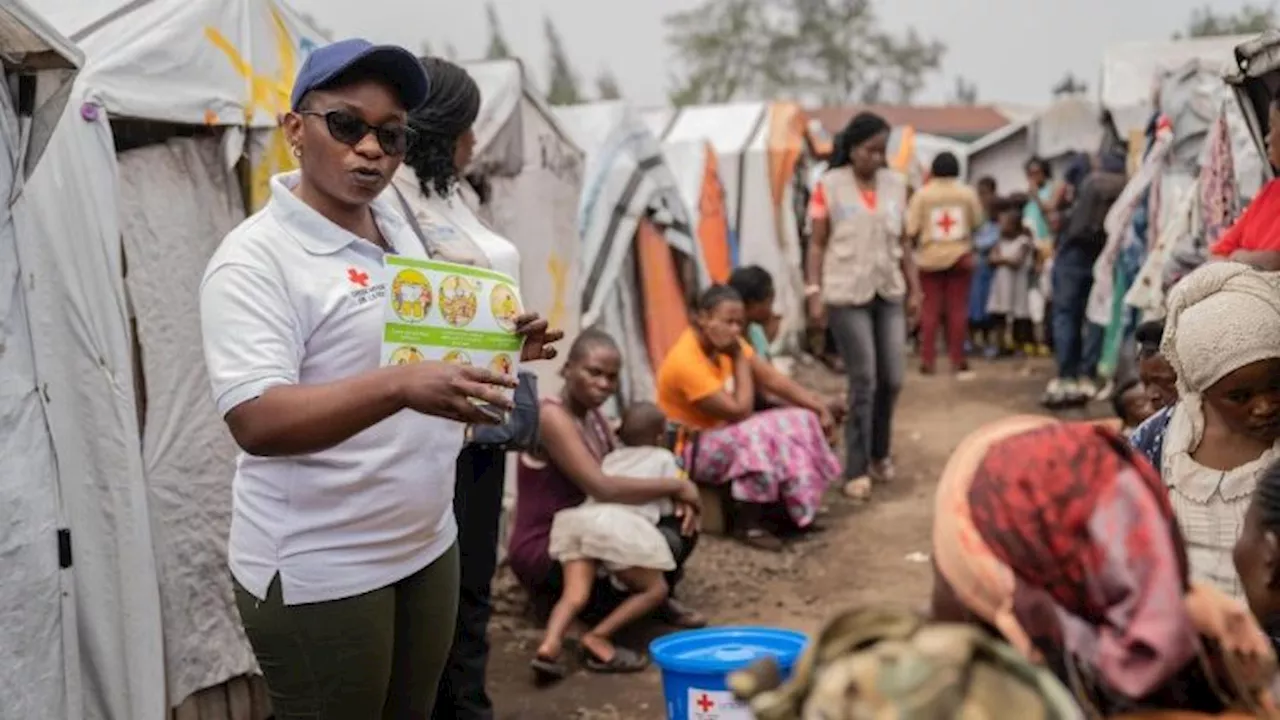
[290,38,430,111]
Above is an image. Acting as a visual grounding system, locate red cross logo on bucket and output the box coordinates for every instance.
[347,267,369,287]
[929,205,966,242]
[696,693,715,712]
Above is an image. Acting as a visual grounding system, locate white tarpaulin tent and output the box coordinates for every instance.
[3,2,169,719]
[464,58,585,397]
[46,0,326,210]
[1102,35,1248,139]
[660,102,811,352]
[554,101,703,407]
[37,0,329,714]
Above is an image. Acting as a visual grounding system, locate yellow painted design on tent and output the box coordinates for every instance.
[205,5,300,210]
[546,254,568,330]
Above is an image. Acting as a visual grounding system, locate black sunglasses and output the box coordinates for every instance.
[299,109,413,156]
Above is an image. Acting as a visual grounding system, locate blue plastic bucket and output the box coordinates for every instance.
[650,627,808,719]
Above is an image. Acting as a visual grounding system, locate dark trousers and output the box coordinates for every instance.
[1052,250,1103,380]
[432,446,506,720]
[919,262,973,371]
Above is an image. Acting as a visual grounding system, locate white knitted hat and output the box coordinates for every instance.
[1160,262,1280,443]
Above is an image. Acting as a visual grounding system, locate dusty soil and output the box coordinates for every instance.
[485,355,1103,719]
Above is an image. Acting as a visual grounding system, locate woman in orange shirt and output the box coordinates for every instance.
[656,285,841,550]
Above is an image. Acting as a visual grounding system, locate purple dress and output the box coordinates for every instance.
[507,398,614,592]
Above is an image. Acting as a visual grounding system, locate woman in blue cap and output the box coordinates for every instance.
[199,39,560,718]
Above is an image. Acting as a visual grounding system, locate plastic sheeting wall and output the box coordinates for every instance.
[115,136,258,707]
[0,73,68,720]
[15,95,167,720]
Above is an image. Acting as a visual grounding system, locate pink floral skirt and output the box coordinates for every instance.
[681,408,839,528]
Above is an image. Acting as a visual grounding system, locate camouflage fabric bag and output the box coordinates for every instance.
[728,606,1083,720]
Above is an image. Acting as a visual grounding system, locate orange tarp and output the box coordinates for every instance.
[636,218,691,371]
[697,145,732,284]
[766,102,809,210]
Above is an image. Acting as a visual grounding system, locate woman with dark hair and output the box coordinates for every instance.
[200,41,558,717]
[1023,155,1065,242]
[905,151,983,377]
[389,57,531,718]
[510,329,706,673]
[805,111,922,501]
[656,285,841,550]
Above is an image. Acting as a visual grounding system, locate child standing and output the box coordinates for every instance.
[534,402,687,680]
[986,196,1035,355]
[969,177,1000,356]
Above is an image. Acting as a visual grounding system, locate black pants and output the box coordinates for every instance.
[432,446,506,720]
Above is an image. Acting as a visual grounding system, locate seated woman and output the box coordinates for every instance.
[656,285,842,551]
[932,416,1278,716]
[508,329,706,674]
[1132,263,1280,599]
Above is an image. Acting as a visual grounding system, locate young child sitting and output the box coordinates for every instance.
[1111,378,1154,436]
[535,402,687,679]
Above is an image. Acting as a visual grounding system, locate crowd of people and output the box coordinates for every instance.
[193,32,1280,720]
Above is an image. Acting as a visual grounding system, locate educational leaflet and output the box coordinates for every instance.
[379,255,523,393]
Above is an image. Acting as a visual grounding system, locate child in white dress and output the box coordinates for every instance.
[536,403,688,679]
[549,403,682,572]
[986,196,1035,353]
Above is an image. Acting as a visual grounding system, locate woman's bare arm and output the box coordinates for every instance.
[1229,249,1280,271]
[749,355,824,414]
[692,354,755,423]
[539,403,685,504]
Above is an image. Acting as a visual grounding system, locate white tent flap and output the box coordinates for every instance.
[116,136,257,706]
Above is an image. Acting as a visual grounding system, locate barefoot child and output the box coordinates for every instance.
[986,196,1035,355]
[534,403,688,679]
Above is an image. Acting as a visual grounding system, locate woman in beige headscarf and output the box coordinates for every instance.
[1158,262,1280,600]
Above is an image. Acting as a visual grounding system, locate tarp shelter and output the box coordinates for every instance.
[967,96,1103,193]
[1101,35,1249,141]
[2,3,170,719]
[464,58,585,397]
[642,108,734,285]
[38,0,329,716]
[46,0,326,209]
[554,101,704,406]
[658,101,816,351]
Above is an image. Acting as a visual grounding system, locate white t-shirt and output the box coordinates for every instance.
[200,171,464,605]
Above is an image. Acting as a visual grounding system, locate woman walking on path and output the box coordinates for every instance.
[805,111,922,500]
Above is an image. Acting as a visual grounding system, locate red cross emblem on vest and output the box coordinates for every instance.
[347,267,369,287]
[936,210,956,236]
[696,693,715,712]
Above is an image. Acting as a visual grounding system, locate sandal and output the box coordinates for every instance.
[658,598,708,629]
[843,476,872,501]
[735,526,785,552]
[530,653,569,683]
[582,644,649,674]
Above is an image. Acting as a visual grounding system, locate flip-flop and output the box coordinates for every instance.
[735,526,784,552]
[659,598,708,629]
[530,654,569,683]
[582,645,649,674]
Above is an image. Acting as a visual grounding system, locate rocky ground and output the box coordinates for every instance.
[482,355,1104,719]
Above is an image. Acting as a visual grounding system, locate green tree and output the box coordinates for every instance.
[485,3,512,59]
[1176,3,1275,37]
[597,69,623,100]
[544,17,583,106]
[665,0,945,106]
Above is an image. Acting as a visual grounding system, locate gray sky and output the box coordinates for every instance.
[289,0,1224,110]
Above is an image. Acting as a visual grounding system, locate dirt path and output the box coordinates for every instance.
[485,356,1091,719]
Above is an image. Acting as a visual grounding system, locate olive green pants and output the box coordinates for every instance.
[234,543,460,720]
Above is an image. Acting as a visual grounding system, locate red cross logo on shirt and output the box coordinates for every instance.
[936,210,957,237]
[347,267,369,287]
[696,694,715,712]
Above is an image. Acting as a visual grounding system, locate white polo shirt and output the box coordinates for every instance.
[200,171,463,605]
